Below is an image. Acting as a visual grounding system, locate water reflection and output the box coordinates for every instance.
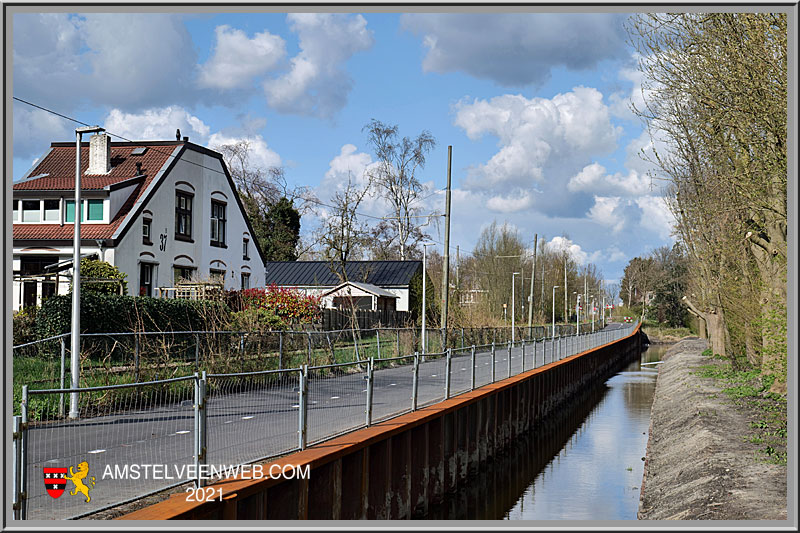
[423,343,668,521]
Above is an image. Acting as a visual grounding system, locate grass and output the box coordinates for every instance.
[692,354,787,466]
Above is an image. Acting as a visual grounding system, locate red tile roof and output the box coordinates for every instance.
[13,142,181,242]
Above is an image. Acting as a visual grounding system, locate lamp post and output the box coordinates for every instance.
[70,125,105,419]
[591,297,596,333]
[512,272,520,343]
[552,285,559,339]
[421,242,434,355]
[574,291,580,335]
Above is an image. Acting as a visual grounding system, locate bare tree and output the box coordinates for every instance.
[363,119,437,260]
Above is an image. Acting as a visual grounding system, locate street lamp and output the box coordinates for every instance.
[552,285,560,339]
[512,272,520,343]
[70,125,105,419]
[421,242,434,355]
[574,291,580,335]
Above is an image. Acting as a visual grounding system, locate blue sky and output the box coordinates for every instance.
[11,10,676,283]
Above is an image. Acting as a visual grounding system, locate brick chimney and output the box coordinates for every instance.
[87,133,111,174]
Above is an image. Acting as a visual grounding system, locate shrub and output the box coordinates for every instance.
[230,307,285,333]
[229,285,321,324]
[78,258,128,295]
[12,307,38,346]
[35,292,229,338]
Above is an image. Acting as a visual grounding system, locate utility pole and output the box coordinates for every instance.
[456,245,460,290]
[441,145,452,347]
[527,233,537,330]
[564,255,568,325]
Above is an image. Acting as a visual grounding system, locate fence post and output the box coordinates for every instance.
[352,328,360,361]
[326,333,335,364]
[278,331,283,370]
[491,342,496,383]
[470,345,476,390]
[20,386,29,520]
[59,338,66,418]
[134,333,140,383]
[396,329,400,357]
[194,334,200,373]
[196,372,208,487]
[461,328,465,349]
[13,415,23,520]
[365,358,374,427]
[521,339,526,372]
[193,373,202,487]
[507,340,512,378]
[307,332,312,366]
[445,348,452,399]
[412,352,419,411]
[376,329,381,359]
[298,366,308,450]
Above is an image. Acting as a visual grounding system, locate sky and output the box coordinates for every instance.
[10,9,677,284]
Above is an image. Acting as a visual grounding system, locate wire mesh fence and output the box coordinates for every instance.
[205,368,301,471]
[306,360,369,445]
[23,377,197,520]
[13,322,638,520]
[371,355,416,423]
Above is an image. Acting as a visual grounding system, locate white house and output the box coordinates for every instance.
[12,133,266,311]
[263,260,422,313]
[320,281,399,311]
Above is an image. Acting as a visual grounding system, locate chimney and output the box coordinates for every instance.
[135,162,143,175]
[87,133,111,174]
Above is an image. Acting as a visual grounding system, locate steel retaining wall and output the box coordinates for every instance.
[118,324,642,520]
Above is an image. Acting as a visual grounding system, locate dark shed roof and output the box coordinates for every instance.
[264,261,422,287]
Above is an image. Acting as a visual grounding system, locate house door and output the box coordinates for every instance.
[23,281,38,308]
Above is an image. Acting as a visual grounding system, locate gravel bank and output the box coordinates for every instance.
[638,337,787,520]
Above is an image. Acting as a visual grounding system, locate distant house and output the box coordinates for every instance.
[264,261,422,312]
[12,133,266,311]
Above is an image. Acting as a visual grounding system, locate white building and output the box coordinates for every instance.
[12,133,266,311]
[263,260,422,313]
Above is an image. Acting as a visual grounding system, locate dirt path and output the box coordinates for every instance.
[638,337,787,520]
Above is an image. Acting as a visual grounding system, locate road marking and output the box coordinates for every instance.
[87,449,106,454]
[241,416,254,420]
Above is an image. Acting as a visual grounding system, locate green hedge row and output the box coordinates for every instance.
[36,293,230,338]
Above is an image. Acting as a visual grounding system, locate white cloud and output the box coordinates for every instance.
[401,13,628,87]
[587,196,626,233]
[568,162,652,196]
[208,132,282,170]
[13,103,74,160]
[13,13,198,111]
[545,236,589,265]
[636,196,675,241]
[264,13,374,118]
[103,106,211,143]
[454,87,620,213]
[486,191,535,213]
[198,25,286,90]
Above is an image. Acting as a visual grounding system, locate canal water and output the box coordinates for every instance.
[424,343,669,520]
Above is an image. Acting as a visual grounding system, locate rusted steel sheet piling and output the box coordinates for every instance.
[119,326,642,520]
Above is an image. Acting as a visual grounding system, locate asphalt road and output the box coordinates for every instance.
[22,324,632,519]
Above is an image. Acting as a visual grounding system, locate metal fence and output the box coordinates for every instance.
[12,322,637,520]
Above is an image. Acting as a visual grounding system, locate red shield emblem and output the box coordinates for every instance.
[44,467,68,499]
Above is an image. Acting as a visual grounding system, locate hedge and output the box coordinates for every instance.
[36,293,230,338]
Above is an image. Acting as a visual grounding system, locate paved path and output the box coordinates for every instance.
[22,325,631,519]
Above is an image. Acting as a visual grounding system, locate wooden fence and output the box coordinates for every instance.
[320,308,411,330]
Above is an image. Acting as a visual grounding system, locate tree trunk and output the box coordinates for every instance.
[684,297,727,357]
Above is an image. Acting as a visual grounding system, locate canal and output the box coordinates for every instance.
[424,342,668,520]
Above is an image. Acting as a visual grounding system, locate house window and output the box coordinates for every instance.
[210,268,225,284]
[241,272,250,290]
[243,238,250,260]
[139,263,154,297]
[175,191,193,240]
[173,266,196,284]
[210,200,226,247]
[22,200,40,222]
[142,218,152,245]
[43,200,59,222]
[12,200,19,222]
[65,200,75,222]
[87,199,104,221]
